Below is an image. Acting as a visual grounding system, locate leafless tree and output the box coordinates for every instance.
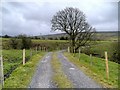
[51,7,95,53]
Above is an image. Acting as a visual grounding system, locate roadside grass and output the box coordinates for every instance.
[3,52,46,88]
[2,49,37,77]
[51,52,73,88]
[64,52,119,88]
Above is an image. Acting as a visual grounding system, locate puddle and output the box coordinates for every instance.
[69,68,75,70]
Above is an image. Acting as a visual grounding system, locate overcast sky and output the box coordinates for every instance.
[0,0,119,36]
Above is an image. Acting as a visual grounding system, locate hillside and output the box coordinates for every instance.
[34,31,118,40]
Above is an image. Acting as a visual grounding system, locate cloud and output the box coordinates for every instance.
[1,0,118,36]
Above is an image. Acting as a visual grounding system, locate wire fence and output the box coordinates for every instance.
[1,47,47,88]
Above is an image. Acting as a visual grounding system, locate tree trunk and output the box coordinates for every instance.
[71,37,75,53]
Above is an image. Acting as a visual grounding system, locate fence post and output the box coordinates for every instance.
[90,54,92,66]
[40,46,41,51]
[73,47,75,57]
[44,47,46,52]
[74,47,75,53]
[79,48,80,60]
[105,51,109,79]
[41,47,42,51]
[36,47,37,53]
[68,47,70,53]
[23,49,25,65]
[0,55,4,87]
[30,48,32,57]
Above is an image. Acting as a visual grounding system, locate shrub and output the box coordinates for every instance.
[9,38,18,49]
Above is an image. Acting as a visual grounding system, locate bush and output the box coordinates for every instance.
[8,35,32,49]
[9,38,18,49]
[21,35,32,49]
[111,42,119,63]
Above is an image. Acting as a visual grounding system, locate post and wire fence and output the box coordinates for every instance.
[1,46,48,88]
[67,46,109,80]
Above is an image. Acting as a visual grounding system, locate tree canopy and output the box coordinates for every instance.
[51,7,95,52]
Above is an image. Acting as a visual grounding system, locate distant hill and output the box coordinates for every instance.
[34,31,118,40]
[1,31,118,41]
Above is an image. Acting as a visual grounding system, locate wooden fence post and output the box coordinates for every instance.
[68,47,70,53]
[40,47,42,51]
[41,47,42,51]
[44,47,46,51]
[0,55,4,87]
[105,51,109,79]
[23,49,25,65]
[73,47,75,57]
[36,47,37,53]
[74,47,75,53]
[30,48,32,57]
[90,54,92,66]
[79,48,80,60]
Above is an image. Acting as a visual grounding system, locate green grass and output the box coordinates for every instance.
[82,41,118,63]
[51,52,73,88]
[64,52,119,88]
[32,39,69,51]
[1,38,68,42]
[2,38,69,51]
[32,39,68,43]
[4,52,46,88]
[2,49,37,76]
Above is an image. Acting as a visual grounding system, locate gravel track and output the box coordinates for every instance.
[28,52,55,88]
[57,51,102,88]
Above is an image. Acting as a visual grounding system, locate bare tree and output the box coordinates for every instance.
[51,7,95,53]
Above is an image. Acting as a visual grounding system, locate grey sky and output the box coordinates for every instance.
[1,0,119,36]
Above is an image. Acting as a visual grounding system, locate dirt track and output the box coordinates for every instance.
[57,51,102,88]
[28,52,55,88]
[29,51,102,88]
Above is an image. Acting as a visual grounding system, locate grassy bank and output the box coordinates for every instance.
[2,49,35,75]
[3,52,45,88]
[64,52,119,88]
[51,52,73,88]
[82,41,118,63]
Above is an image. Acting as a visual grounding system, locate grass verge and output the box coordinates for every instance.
[64,52,119,88]
[51,52,73,88]
[3,52,46,88]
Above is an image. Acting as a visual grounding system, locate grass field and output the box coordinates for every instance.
[4,52,46,88]
[82,41,118,63]
[32,39,68,43]
[2,49,37,80]
[64,52,119,88]
[1,37,119,88]
[2,38,69,51]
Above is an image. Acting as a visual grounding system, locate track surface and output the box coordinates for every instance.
[29,52,55,88]
[57,51,102,88]
[29,51,102,88]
